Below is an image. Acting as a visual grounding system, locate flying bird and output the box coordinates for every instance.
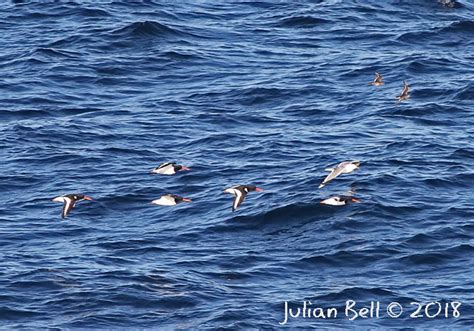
[151,194,192,206]
[319,160,360,188]
[368,72,384,86]
[152,162,190,175]
[224,185,263,211]
[52,194,93,219]
[320,195,361,206]
[396,80,410,102]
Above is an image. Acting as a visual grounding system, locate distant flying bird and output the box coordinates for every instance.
[152,162,190,175]
[319,160,360,188]
[396,80,410,102]
[52,193,93,219]
[368,72,384,86]
[151,194,192,206]
[224,185,263,211]
[438,0,456,8]
[320,195,361,206]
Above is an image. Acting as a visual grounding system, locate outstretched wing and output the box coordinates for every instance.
[319,163,346,188]
[375,73,383,83]
[232,189,246,211]
[61,197,75,218]
[158,162,173,169]
[402,81,409,95]
[397,81,409,100]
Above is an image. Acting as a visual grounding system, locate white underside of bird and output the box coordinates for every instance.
[152,164,175,175]
[320,197,346,206]
[152,196,177,206]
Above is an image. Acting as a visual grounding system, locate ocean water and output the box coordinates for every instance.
[1,0,473,328]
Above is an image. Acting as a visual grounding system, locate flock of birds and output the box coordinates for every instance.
[52,73,410,219]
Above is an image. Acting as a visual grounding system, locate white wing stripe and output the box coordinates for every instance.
[62,197,74,218]
[233,190,243,210]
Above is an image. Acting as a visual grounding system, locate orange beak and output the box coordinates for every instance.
[183,198,192,202]
[255,187,264,192]
[181,166,191,171]
[351,198,361,203]
[84,196,94,201]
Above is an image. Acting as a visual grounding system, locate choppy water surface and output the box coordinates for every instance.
[1,1,473,328]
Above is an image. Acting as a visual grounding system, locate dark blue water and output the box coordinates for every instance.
[1,0,473,328]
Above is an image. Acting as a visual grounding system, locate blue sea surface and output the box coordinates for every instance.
[1,0,473,328]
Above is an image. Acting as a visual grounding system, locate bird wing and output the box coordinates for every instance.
[62,197,75,218]
[232,189,247,211]
[396,87,405,101]
[403,82,409,94]
[375,73,382,83]
[398,81,409,98]
[320,163,346,187]
[158,162,172,169]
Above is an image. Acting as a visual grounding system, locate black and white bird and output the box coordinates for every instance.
[151,194,192,206]
[319,160,360,188]
[368,72,384,86]
[438,0,456,8]
[224,185,263,211]
[152,162,190,175]
[396,80,410,102]
[52,194,93,219]
[320,195,361,206]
